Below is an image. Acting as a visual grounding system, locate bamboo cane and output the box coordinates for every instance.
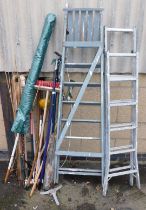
[26,90,49,186]
[29,133,54,196]
[36,90,49,172]
[29,93,54,196]
[30,52,61,195]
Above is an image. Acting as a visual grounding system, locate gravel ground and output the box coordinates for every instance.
[1,162,146,210]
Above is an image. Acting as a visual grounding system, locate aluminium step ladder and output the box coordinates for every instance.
[54,8,104,184]
[103,27,140,196]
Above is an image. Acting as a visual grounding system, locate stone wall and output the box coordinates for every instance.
[0,73,145,157]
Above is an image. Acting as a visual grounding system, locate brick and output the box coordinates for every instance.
[138,139,146,153]
[0,120,6,136]
[0,135,7,150]
[116,106,131,122]
[61,139,101,153]
[139,74,146,88]
[111,129,131,139]
[113,138,130,147]
[110,87,131,100]
[138,105,146,123]
[0,103,4,121]
[139,87,146,106]
[138,123,146,139]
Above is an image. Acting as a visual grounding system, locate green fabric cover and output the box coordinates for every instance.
[11,13,56,134]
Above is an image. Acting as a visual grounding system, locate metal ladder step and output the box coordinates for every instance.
[110,122,136,131]
[64,41,101,48]
[61,119,100,123]
[58,168,101,176]
[62,100,101,106]
[64,136,101,140]
[109,165,131,173]
[63,81,101,87]
[56,151,103,158]
[110,75,136,82]
[108,169,138,178]
[105,28,134,32]
[110,99,136,107]
[110,145,135,155]
[65,63,101,69]
[109,53,136,57]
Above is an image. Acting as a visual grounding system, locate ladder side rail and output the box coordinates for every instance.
[130,28,136,185]
[134,52,140,188]
[103,26,108,194]
[130,51,140,188]
[103,51,111,196]
[56,46,103,151]
[54,10,68,183]
[104,27,108,52]
[103,26,107,184]
[133,27,137,53]
[130,28,139,187]
[100,11,105,187]
[56,11,68,141]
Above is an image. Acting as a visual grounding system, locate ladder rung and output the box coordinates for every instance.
[110,99,136,107]
[62,100,101,106]
[64,8,103,12]
[59,167,101,173]
[64,136,101,140]
[109,53,136,57]
[65,63,101,69]
[64,41,102,48]
[63,82,101,87]
[108,169,138,178]
[58,168,101,176]
[62,119,100,123]
[109,165,131,172]
[105,28,134,32]
[110,145,135,155]
[59,170,101,176]
[56,151,103,158]
[110,75,136,82]
[110,123,136,131]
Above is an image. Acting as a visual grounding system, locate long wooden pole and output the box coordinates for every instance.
[4,133,20,183]
[29,162,42,197]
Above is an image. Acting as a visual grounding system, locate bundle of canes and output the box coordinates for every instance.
[4,74,25,183]
[30,52,61,197]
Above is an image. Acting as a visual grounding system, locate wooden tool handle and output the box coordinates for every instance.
[29,162,42,197]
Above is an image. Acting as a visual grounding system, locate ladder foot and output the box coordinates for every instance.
[54,156,60,184]
[103,180,108,196]
[129,174,134,186]
[136,173,141,189]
